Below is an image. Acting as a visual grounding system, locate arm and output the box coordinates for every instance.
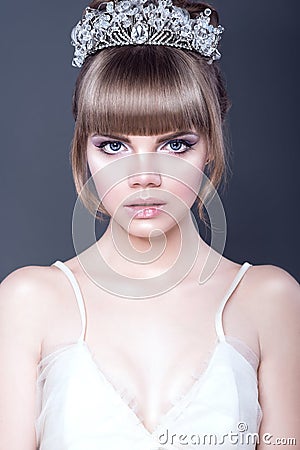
[0,267,46,450]
[256,266,300,449]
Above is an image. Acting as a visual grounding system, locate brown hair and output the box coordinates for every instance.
[70,0,231,224]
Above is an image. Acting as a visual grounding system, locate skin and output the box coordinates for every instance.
[0,131,299,449]
[86,130,210,278]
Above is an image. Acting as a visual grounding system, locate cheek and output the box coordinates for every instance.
[166,162,205,205]
[100,185,126,215]
[169,177,200,199]
[87,151,119,206]
[87,151,106,177]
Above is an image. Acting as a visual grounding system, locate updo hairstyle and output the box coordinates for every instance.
[70,0,231,223]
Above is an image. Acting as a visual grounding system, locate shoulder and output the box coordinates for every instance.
[218,258,299,306]
[0,264,65,342]
[243,264,300,356]
[1,263,63,303]
[245,263,299,307]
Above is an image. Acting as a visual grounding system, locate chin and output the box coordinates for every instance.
[128,221,173,239]
[113,210,188,240]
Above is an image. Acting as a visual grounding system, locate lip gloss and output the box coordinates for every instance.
[124,205,164,219]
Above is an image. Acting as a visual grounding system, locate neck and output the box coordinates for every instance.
[96,212,208,279]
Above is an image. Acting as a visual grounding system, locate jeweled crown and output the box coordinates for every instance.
[71,0,224,68]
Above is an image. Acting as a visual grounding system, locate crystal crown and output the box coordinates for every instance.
[71,0,224,68]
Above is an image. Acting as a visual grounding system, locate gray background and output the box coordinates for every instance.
[1,1,299,282]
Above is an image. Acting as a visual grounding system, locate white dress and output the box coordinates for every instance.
[35,261,262,449]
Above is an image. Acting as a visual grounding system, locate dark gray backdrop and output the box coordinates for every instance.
[1,1,299,282]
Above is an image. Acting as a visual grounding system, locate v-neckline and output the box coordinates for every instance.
[37,337,259,438]
[79,338,223,437]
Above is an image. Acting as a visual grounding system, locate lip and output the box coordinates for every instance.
[123,196,167,219]
[124,197,166,207]
[124,205,165,219]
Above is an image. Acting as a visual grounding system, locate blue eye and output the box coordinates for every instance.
[96,141,124,154]
[95,138,195,156]
[169,141,185,151]
[165,139,194,154]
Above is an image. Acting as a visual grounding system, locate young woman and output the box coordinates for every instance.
[1,0,299,449]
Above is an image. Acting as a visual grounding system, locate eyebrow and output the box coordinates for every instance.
[91,131,199,143]
[158,131,199,142]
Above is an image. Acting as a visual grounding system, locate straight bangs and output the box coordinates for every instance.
[75,45,212,137]
[71,43,229,222]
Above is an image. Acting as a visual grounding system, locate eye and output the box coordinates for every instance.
[162,139,194,154]
[95,140,126,154]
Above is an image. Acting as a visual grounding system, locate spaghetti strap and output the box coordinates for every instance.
[215,262,253,342]
[52,260,87,343]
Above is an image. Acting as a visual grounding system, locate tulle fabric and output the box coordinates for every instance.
[35,335,262,450]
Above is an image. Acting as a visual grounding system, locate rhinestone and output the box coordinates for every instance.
[71,28,77,41]
[98,18,110,28]
[106,2,114,13]
[116,0,131,12]
[122,18,132,27]
[204,8,211,16]
[160,0,172,6]
[131,23,149,43]
[181,25,191,37]
[127,6,139,15]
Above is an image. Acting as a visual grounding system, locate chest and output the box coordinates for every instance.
[36,340,262,446]
[84,296,220,429]
[42,270,258,435]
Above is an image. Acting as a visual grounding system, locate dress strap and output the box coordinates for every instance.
[215,262,253,342]
[52,260,87,343]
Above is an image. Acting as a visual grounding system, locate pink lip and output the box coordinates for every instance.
[124,197,166,207]
[124,205,165,219]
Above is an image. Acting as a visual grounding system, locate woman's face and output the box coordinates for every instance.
[86,129,208,237]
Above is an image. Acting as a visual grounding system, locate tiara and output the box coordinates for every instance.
[71,0,224,67]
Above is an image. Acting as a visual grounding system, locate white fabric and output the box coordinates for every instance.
[35,261,263,449]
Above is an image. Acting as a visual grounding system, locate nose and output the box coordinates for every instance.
[128,153,162,188]
[128,171,162,188]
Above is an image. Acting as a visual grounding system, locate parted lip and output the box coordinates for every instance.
[124,197,166,207]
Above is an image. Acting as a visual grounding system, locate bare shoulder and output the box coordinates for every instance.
[244,263,300,306]
[1,263,62,304]
[247,263,299,288]
[242,264,300,355]
[0,264,66,343]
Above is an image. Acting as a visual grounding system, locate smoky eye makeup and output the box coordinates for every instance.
[90,133,130,145]
[156,131,200,143]
[89,132,201,154]
[158,134,201,154]
[90,137,128,156]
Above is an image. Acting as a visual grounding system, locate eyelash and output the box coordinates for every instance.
[94,139,195,156]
